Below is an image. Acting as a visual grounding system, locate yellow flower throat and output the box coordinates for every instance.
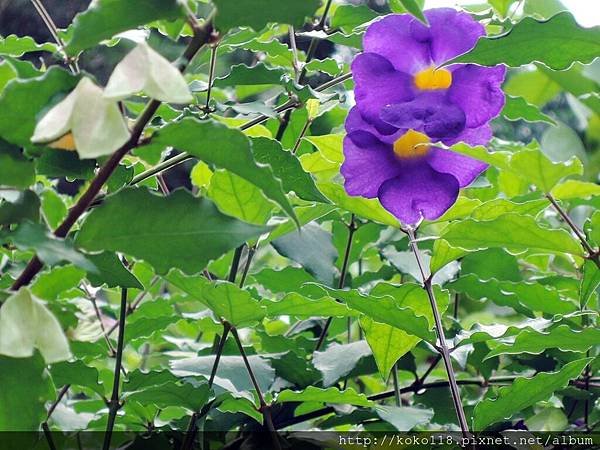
[414,67,452,90]
[393,129,430,159]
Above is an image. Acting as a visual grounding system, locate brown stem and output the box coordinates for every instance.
[406,227,471,437]
[9,16,214,292]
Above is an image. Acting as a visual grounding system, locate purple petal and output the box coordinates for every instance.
[443,123,493,146]
[345,107,405,145]
[377,161,460,224]
[342,131,402,198]
[425,8,485,65]
[380,92,465,140]
[352,53,414,134]
[363,14,431,74]
[427,147,487,187]
[448,65,506,128]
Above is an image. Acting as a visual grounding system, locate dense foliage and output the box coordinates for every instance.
[0,0,599,449]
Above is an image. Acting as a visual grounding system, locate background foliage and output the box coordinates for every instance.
[0,0,599,449]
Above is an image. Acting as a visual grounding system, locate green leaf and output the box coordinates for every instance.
[0,67,78,148]
[501,95,556,124]
[0,143,35,188]
[0,60,16,92]
[251,137,329,203]
[213,0,320,31]
[0,35,57,56]
[50,360,104,396]
[36,150,95,180]
[208,170,274,225]
[441,213,584,256]
[264,292,355,318]
[430,239,470,274]
[147,118,297,223]
[580,260,600,308]
[330,5,379,33]
[6,222,96,272]
[0,190,40,226]
[213,63,286,87]
[485,325,600,359]
[551,180,600,200]
[446,12,600,70]
[125,381,210,411]
[318,182,399,227]
[360,316,419,380]
[76,188,269,275]
[166,270,266,327]
[218,396,263,424]
[272,222,338,285]
[0,354,53,430]
[104,42,192,103]
[469,198,548,221]
[31,77,131,159]
[31,265,85,301]
[66,0,184,55]
[0,288,71,363]
[323,285,435,341]
[277,386,373,407]
[449,274,577,315]
[473,358,590,430]
[522,146,581,188]
[86,252,143,289]
[389,0,427,24]
[504,69,561,107]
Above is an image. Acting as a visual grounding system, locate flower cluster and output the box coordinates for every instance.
[342,8,506,225]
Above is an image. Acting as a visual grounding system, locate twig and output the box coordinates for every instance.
[392,363,401,407]
[231,327,281,450]
[30,0,79,73]
[405,227,471,438]
[291,118,311,154]
[288,26,301,80]
[546,193,599,268]
[228,245,244,283]
[315,214,357,351]
[238,244,256,288]
[203,43,219,114]
[275,0,335,140]
[102,288,128,450]
[8,14,215,292]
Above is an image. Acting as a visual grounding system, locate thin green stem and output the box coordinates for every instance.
[203,43,218,113]
[406,227,470,437]
[315,215,357,351]
[291,118,311,154]
[238,244,256,288]
[392,363,401,407]
[102,288,128,450]
[228,245,244,283]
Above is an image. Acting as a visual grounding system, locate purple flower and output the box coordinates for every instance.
[342,8,506,225]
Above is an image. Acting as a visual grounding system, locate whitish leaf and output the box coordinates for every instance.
[277,386,373,407]
[313,341,372,387]
[146,118,297,223]
[441,213,584,256]
[104,41,192,103]
[501,95,556,124]
[447,12,600,70]
[0,288,71,363]
[272,222,338,285]
[473,358,590,430]
[66,0,184,55]
[31,77,130,159]
[360,316,419,380]
[376,405,433,431]
[76,188,269,275]
[485,325,600,359]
